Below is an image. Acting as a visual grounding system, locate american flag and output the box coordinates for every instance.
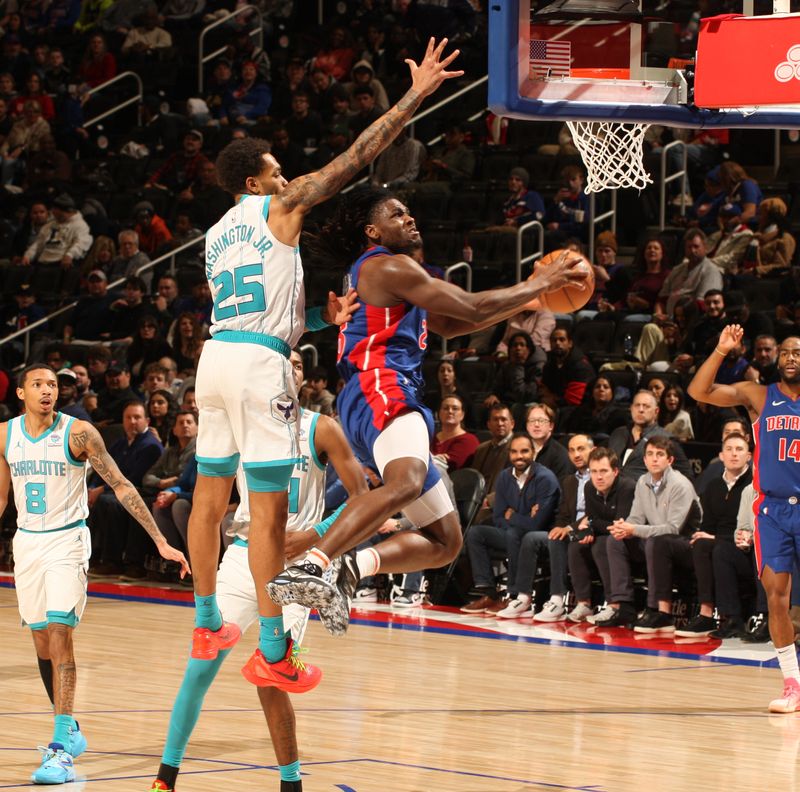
[529,39,571,80]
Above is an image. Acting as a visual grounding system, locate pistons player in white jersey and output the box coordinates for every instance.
[186,37,463,697]
[150,350,366,792]
[689,325,800,713]
[0,364,188,785]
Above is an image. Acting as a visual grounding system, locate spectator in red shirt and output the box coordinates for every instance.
[146,130,209,193]
[134,201,172,258]
[79,32,116,88]
[432,395,479,472]
[313,25,356,81]
[10,73,55,121]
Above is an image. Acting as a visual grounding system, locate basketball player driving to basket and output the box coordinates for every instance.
[268,188,590,635]
[689,325,800,714]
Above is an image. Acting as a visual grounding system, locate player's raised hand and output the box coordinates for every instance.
[323,287,360,326]
[157,540,191,578]
[406,38,464,98]
[717,324,744,354]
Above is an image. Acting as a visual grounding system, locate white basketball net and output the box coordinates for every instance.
[567,120,653,193]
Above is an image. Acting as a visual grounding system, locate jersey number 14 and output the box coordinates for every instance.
[778,437,800,462]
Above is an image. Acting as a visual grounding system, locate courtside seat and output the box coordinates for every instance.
[573,319,616,357]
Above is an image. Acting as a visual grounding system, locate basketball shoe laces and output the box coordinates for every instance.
[287,642,310,673]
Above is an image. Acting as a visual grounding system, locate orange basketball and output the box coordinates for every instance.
[524,249,595,313]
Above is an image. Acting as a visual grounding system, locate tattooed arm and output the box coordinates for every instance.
[275,38,463,221]
[70,420,191,576]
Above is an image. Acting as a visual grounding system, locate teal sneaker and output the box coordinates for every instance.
[69,723,87,759]
[31,743,75,784]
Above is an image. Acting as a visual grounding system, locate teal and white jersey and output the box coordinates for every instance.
[6,412,88,533]
[205,194,305,346]
[232,409,326,541]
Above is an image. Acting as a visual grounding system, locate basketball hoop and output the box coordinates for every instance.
[567,120,653,193]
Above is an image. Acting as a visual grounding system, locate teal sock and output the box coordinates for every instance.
[259,616,287,663]
[162,650,230,768]
[280,760,301,782]
[194,593,223,631]
[53,714,72,748]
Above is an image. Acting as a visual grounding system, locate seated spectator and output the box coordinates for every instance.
[55,367,92,421]
[471,403,515,523]
[310,121,350,169]
[10,72,55,120]
[176,159,232,231]
[715,338,751,385]
[127,318,172,382]
[86,344,111,392]
[631,298,699,372]
[483,331,541,418]
[312,24,356,82]
[625,237,672,315]
[22,191,91,272]
[345,58,389,111]
[78,32,116,89]
[74,0,114,35]
[747,334,779,385]
[146,130,209,193]
[180,385,197,418]
[0,71,16,103]
[747,197,796,277]
[371,127,426,188]
[221,60,271,127]
[158,356,182,399]
[133,201,172,259]
[495,166,545,229]
[270,123,309,181]
[658,384,693,442]
[569,447,636,624]
[425,360,475,430]
[24,132,71,189]
[63,270,113,343]
[140,362,168,402]
[0,35,30,85]
[108,229,150,286]
[269,56,307,121]
[11,200,50,259]
[121,7,173,59]
[147,387,178,446]
[0,99,50,185]
[88,400,164,578]
[525,403,571,480]
[594,435,701,628]
[656,230,723,318]
[608,389,693,480]
[0,283,46,366]
[173,275,212,330]
[306,67,339,121]
[168,311,205,373]
[164,211,203,269]
[431,395,479,472]
[537,122,578,157]
[203,58,236,122]
[286,90,323,148]
[706,201,753,275]
[300,365,335,416]
[544,165,589,248]
[108,276,158,343]
[94,362,141,424]
[540,326,595,408]
[43,47,72,96]
[564,375,628,437]
[0,95,13,149]
[422,122,475,182]
[591,232,629,310]
[687,288,729,359]
[719,160,761,227]
[143,406,197,497]
[348,84,383,140]
[461,434,561,615]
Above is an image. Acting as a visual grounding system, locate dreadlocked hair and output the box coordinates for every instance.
[305,186,393,270]
[215,137,272,196]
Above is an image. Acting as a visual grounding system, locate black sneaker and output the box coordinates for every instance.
[593,603,637,629]
[266,561,336,610]
[675,614,717,638]
[709,617,747,639]
[316,550,360,637]
[742,616,771,644]
[633,608,675,633]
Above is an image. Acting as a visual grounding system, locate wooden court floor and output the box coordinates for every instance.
[1,585,799,792]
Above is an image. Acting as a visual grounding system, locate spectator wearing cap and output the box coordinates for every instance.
[56,368,93,421]
[108,229,151,288]
[109,275,159,343]
[499,167,545,228]
[748,197,796,277]
[286,89,323,148]
[221,60,271,127]
[705,201,754,275]
[63,269,113,344]
[145,129,209,193]
[344,59,389,112]
[93,363,141,424]
[370,127,426,189]
[593,231,631,310]
[133,201,172,259]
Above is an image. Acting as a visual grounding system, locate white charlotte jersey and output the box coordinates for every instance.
[6,412,88,533]
[232,409,326,540]
[205,194,305,346]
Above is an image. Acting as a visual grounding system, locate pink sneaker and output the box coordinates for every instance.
[769,678,800,713]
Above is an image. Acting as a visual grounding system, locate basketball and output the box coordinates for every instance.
[524,249,595,314]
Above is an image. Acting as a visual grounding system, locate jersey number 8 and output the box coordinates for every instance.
[25,482,47,515]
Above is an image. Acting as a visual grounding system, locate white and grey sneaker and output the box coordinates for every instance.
[495,598,533,619]
[533,598,566,622]
[567,602,594,623]
[586,604,616,625]
[392,592,426,608]
[266,561,337,610]
[316,550,360,637]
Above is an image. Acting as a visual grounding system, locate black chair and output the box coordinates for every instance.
[573,319,616,356]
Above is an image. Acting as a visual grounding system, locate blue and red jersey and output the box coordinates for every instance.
[753,383,800,499]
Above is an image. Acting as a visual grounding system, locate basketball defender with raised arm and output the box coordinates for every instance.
[149,351,366,792]
[268,188,589,635]
[189,37,463,691]
[2,364,189,785]
[689,326,800,713]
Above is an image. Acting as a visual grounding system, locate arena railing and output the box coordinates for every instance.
[198,5,263,92]
[658,140,688,230]
[83,71,144,129]
[515,220,544,285]
[0,236,205,363]
[441,261,472,356]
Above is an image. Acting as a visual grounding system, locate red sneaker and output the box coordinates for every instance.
[191,622,242,660]
[241,640,322,692]
[148,781,172,791]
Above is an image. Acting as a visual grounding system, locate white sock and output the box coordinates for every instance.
[549,594,564,606]
[305,547,331,571]
[776,644,800,682]
[355,548,380,578]
[516,593,531,606]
